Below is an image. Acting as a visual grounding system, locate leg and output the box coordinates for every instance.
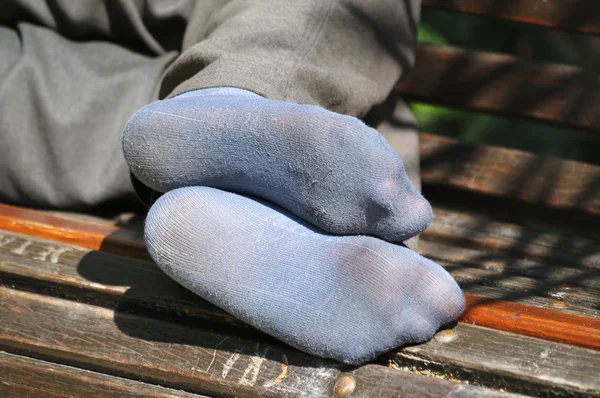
[0,23,175,209]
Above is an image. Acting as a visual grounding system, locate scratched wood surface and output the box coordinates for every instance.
[0,351,206,398]
[0,287,530,398]
[1,218,600,394]
[2,214,600,339]
[398,45,600,132]
[393,323,600,398]
[2,196,600,347]
[422,0,600,35]
[420,134,600,217]
[423,207,600,269]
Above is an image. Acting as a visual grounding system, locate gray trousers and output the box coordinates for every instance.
[0,0,421,210]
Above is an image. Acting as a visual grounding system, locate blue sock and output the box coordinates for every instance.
[123,87,432,242]
[145,187,464,365]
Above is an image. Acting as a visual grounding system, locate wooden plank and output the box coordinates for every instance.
[344,365,530,398]
[397,44,600,132]
[422,240,600,291]
[420,133,600,216]
[0,351,206,398]
[456,284,598,319]
[0,203,148,260]
[422,0,600,35]
[393,323,600,398]
[422,241,600,309]
[422,207,600,270]
[1,228,599,354]
[460,295,600,351]
[0,230,590,328]
[0,231,248,332]
[0,287,528,398]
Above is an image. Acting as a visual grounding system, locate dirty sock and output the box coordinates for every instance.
[145,186,465,365]
[123,87,432,243]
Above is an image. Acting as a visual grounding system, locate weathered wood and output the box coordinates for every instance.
[1,228,599,355]
[398,45,600,132]
[0,203,148,260]
[422,206,600,270]
[456,284,598,319]
[422,240,600,292]
[393,323,600,398]
[0,287,528,398]
[460,295,600,351]
[422,0,600,35]
[421,238,600,307]
[343,365,530,398]
[0,351,206,398]
[0,231,248,332]
[420,134,600,217]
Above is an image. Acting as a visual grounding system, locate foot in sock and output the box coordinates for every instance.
[123,87,432,243]
[145,186,465,365]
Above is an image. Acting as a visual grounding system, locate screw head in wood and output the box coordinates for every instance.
[334,375,356,396]
[434,328,457,343]
[549,301,570,308]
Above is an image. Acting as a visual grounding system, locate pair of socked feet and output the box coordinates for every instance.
[122,87,465,365]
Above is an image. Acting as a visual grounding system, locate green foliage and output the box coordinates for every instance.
[412,10,600,165]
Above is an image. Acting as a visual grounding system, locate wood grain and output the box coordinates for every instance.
[1,228,599,354]
[0,203,147,259]
[0,231,246,331]
[344,365,529,398]
[394,323,600,398]
[420,133,600,215]
[460,295,600,351]
[422,0,600,35]
[422,207,600,271]
[0,287,527,398]
[398,44,600,132]
[0,351,206,398]
[423,239,600,291]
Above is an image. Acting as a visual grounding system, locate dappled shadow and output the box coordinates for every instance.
[76,231,347,393]
[415,110,600,312]
[398,43,600,133]
[422,1,600,41]
[389,7,600,314]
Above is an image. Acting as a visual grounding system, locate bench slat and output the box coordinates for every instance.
[422,0,600,35]
[1,228,599,353]
[423,240,600,304]
[0,287,529,398]
[394,323,600,398]
[0,351,206,398]
[420,133,600,216]
[398,45,600,132]
[0,204,148,260]
[1,231,594,326]
[424,208,600,271]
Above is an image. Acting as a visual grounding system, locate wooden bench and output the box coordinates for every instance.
[1,2,599,397]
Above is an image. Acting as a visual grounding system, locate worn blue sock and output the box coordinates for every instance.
[145,187,464,365]
[123,87,432,242]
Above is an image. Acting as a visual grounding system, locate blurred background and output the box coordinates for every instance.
[413,9,600,165]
